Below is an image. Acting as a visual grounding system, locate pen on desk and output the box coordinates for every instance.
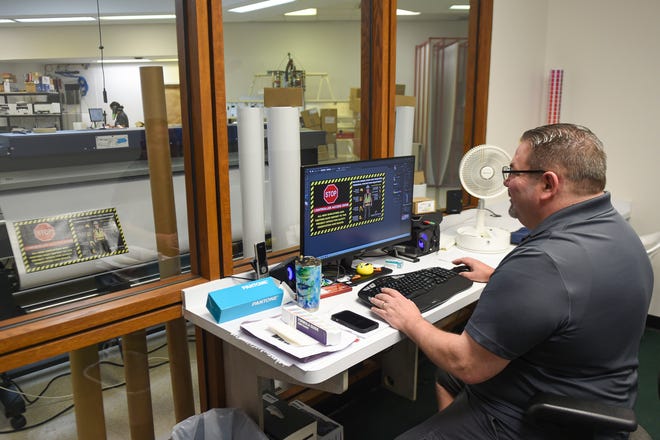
[384,259,404,269]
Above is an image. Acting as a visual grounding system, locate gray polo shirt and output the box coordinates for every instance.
[464,192,653,432]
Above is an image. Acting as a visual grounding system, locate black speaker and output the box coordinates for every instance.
[446,189,463,214]
[404,215,441,256]
[269,257,297,291]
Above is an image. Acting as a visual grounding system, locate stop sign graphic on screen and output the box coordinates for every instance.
[323,184,339,204]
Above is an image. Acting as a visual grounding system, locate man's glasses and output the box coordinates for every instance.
[501,166,546,180]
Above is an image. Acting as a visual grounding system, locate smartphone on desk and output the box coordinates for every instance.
[331,310,378,333]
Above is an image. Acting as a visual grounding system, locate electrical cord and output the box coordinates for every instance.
[0,334,186,434]
[3,372,72,405]
[0,403,74,434]
[230,274,254,281]
[484,207,502,217]
[95,0,108,103]
[0,375,148,435]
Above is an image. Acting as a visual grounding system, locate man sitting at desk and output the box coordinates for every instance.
[370,123,653,439]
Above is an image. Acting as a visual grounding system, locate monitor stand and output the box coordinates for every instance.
[322,255,393,287]
[385,246,420,263]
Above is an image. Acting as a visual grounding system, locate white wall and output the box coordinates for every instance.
[0,24,177,61]
[224,20,467,102]
[1,19,466,121]
[487,0,660,316]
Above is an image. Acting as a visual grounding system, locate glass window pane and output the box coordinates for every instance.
[222,7,361,259]
[397,1,470,210]
[0,1,188,324]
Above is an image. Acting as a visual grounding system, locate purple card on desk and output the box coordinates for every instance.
[240,318,356,363]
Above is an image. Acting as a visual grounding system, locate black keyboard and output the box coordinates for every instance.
[357,267,473,312]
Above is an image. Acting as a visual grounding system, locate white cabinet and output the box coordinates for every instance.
[0,92,63,131]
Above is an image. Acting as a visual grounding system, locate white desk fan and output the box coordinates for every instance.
[455,144,511,252]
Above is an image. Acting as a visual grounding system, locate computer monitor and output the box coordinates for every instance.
[300,156,415,270]
[88,108,104,123]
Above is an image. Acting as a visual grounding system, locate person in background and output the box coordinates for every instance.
[370,123,653,439]
[109,101,129,128]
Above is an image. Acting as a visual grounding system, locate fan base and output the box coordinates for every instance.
[455,226,511,253]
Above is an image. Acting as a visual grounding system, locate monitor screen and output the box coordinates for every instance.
[88,108,104,123]
[300,156,415,265]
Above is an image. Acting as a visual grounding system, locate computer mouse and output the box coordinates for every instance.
[356,262,374,276]
[451,265,471,273]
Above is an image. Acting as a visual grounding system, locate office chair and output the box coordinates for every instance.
[525,392,652,439]
[640,231,660,259]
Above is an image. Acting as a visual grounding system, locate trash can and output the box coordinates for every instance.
[171,408,268,440]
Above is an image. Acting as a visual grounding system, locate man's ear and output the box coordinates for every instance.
[540,171,560,196]
[540,171,559,199]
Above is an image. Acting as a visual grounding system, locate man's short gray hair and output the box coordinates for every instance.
[521,123,606,194]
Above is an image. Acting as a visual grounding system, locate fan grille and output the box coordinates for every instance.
[459,145,511,199]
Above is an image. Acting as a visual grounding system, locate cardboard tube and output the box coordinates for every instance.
[70,346,107,439]
[122,330,155,439]
[139,66,181,277]
[139,66,194,421]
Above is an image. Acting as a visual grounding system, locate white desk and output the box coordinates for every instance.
[183,206,524,423]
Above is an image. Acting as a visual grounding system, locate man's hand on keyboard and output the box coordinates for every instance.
[451,257,495,283]
[370,287,424,333]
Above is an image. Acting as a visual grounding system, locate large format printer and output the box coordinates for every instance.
[0,126,325,317]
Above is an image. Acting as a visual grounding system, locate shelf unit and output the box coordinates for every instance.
[0,92,64,131]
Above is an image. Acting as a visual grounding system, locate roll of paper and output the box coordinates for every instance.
[394,105,415,157]
[238,106,266,258]
[547,69,564,124]
[266,107,301,251]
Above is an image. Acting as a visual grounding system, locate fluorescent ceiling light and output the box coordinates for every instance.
[15,16,96,23]
[152,58,179,62]
[229,0,295,13]
[396,9,420,16]
[450,5,470,10]
[0,19,15,23]
[285,8,317,17]
[98,59,153,64]
[100,15,176,21]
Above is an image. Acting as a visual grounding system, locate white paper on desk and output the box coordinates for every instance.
[241,318,356,363]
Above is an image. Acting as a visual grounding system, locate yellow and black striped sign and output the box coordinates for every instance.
[309,173,385,236]
[14,208,128,273]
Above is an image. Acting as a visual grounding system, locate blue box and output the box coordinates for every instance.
[206,277,283,323]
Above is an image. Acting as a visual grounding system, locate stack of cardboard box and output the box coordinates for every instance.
[264,87,304,108]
